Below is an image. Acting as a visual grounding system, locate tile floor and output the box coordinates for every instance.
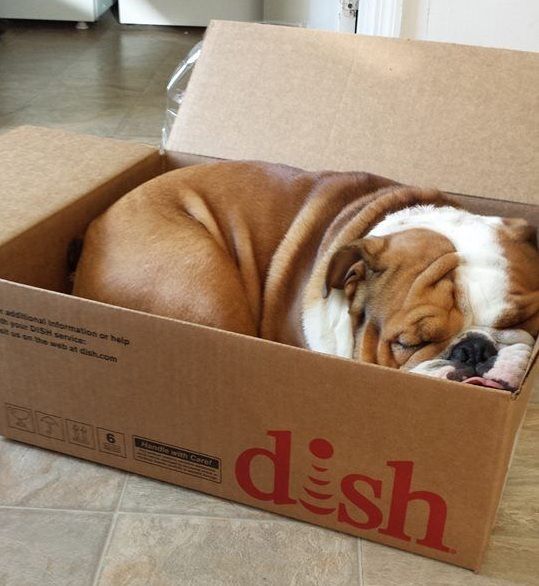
[1,9,538,586]
[0,9,196,146]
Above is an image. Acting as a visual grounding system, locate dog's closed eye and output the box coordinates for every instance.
[392,340,428,351]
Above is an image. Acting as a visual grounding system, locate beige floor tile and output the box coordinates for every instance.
[0,508,111,586]
[0,14,202,138]
[0,80,143,136]
[57,39,176,92]
[97,513,360,586]
[522,405,539,431]
[115,97,168,138]
[481,535,539,585]
[0,80,42,116]
[494,482,539,540]
[504,406,539,486]
[361,541,518,586]
[58,65,156,94]
[0,44,85,83]
[120,474,281,520]
[0,437,126,510]
[493,407,539,540]
[530,381,539,404]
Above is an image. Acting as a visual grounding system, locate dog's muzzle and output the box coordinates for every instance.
[409,328,534,392]
[446,333,498,380]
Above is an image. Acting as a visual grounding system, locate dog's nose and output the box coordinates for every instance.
[449,335,497,367]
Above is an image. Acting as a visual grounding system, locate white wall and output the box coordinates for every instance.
[308,0,340,30]
[263,0,308,26]
[263,0,341,30]
[400,0,539,52]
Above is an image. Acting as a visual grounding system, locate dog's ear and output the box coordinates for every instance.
[503,218,538,249]
[357,237,387,268]
[323,237,386,299]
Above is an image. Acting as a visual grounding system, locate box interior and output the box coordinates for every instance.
[6,148,539,287]
[1,143,537,395]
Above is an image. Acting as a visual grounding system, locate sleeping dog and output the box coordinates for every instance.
[73,162,539,391]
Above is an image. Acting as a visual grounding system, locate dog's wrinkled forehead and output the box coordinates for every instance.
[369,205,508,327]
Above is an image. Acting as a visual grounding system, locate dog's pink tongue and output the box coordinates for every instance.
[463,376,506,390]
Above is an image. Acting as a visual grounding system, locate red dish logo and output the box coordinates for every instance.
[299,438,336,516]
[235,431,454,554]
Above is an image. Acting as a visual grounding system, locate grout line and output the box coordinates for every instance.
[0,497,361,530]
[0,502,292,524]
[115,472,130,511]
[91,474,129,586]
[357,539,364,586]
[0,505,112,515]
[0,502,334,526]
[115,510,294,524]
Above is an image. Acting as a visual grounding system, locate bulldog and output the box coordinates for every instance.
[73,161,539,391]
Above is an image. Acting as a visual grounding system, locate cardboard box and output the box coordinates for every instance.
[1,22,538,571]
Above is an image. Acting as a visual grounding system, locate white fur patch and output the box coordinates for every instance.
[303,205,511,359]
[369,205,509,327]
[303,290,354,358]
[410,361,455,379]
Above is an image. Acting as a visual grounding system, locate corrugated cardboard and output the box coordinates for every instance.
[0,127,162,292]
[167,21,539,205]
[1,21,538,572]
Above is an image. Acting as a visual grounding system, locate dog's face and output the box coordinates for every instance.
[325,206,539,390]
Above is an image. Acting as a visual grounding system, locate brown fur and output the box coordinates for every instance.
[73,161,539,369]
[75,161,313,336]
[350,230,464,368]
[75,162,400,342]
[495,220,539,336]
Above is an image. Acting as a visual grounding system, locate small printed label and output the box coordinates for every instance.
[36,411,65,441]
[5,404,35,433]
[133,436,221,483]
[97,428,126,458]
[66,419,95,449]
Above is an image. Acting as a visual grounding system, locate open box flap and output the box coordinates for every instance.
[166,21,538,204]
